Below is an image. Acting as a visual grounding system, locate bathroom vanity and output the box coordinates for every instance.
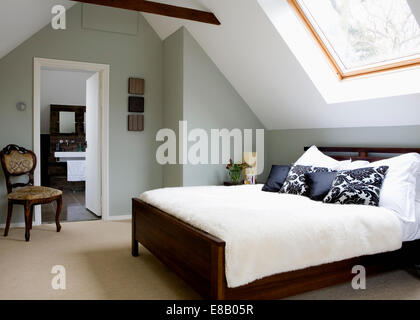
[41,104,87,191]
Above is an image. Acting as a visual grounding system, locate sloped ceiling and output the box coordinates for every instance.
[144,0,420,130]
[1,0,419,130]
[0,0,75,59]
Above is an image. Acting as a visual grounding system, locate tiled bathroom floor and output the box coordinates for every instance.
[41,190,100,223]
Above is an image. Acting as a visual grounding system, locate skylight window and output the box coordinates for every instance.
[289,0,420,79]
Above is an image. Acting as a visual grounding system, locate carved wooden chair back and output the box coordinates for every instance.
[0,144,37,194]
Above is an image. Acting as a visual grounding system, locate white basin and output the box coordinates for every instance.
[54,152,86,162]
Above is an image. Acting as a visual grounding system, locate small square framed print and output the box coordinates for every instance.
[129,96,144,113]
[128,115,144,131]
[129,78,145,95]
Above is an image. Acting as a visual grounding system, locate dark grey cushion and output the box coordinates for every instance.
[305,171,337,201]
[262,165,291,192]
[280,165,332,196]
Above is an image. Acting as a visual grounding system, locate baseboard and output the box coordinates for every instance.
[106,214,132,221]
[1,217,131,227]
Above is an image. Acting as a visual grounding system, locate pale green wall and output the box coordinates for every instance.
[162,29,184,187]
[0,4,163,222]
[162,28,266,187]
[267,126,420,168]
[182,29,265,186]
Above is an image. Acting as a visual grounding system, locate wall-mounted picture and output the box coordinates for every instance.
[128,114,144,131]
[128,77,145,95]
[128,96,144,113]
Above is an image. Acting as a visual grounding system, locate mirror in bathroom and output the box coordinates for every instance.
[59,111,76,134]
[50,105,86,135]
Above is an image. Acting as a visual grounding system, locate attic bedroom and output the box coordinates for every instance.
[0,0,420,309]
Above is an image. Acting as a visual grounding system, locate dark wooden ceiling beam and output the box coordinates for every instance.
[76,0,221,25]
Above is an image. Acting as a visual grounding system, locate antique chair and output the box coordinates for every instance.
[0,144,62,241]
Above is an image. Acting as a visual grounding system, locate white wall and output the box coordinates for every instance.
[40,69,93,134]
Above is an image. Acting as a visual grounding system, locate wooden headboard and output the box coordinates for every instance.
[304,146,420,162]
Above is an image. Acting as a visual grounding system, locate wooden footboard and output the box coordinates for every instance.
[132,198,420,300]
[132,198,226,299]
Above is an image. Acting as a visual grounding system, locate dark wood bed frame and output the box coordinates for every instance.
[132,147,420,299]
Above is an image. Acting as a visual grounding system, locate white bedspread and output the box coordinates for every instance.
[139,185,403,288]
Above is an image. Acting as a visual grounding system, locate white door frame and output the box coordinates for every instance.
[33,57,110,224]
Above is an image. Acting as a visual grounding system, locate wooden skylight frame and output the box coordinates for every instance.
[287,0,420,80]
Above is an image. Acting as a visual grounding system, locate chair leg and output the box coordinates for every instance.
[4,201,13,237]
[29,206,34,230]
[24,203,31,242]
[55,196,62,233]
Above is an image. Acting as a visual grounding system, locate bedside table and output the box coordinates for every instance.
[223,181,259,186]
[223,181,244,186]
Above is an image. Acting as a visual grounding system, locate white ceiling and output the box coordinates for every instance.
[0,0,75,59]
[144,0,420,130]
[1,0,419,129]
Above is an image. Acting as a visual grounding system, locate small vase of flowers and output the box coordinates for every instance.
[226,159,251,185]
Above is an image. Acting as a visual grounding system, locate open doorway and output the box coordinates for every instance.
[33,58,110,226]
[40,69,100,222]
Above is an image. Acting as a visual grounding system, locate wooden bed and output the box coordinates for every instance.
[132,147,420,300]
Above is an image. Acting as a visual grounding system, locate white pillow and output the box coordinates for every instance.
[415,201,420,238]
[417,169,420,202]
[294,145,339,169]
[417,183,420,202]
[338,160,370,170]
[351,153,420,227]
[402,200,420,241]
[411,164,420,240]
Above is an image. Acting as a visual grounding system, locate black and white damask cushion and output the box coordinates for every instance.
[323,166,389,206]
[279,165,332,196]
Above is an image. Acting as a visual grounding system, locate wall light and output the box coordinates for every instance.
[16,102,27,111]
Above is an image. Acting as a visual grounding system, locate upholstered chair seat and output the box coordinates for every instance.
[8,186,62,201]
[1,144,63,241]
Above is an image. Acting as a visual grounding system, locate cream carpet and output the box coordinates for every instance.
[0,220,419,300]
